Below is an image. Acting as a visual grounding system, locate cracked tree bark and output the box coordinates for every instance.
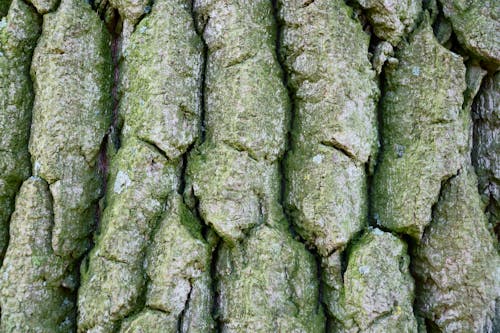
[0,0,498,332]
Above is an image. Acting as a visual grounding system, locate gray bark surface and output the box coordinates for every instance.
[0,0,498,332]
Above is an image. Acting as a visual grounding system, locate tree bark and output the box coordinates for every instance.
[0,0,498,332]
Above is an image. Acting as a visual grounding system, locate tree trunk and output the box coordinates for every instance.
[0,0,498,332]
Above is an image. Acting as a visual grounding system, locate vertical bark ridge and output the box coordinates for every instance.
[77,0,210,331]
[0,0,41,263]
[1,0,112,330]
[185,1,325,331]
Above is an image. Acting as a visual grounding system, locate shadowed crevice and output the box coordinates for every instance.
[186,2,220,331]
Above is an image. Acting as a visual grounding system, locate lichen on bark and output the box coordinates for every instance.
[185,1,325,331]
[122,203,214,333]
[215,223,324,332]
[29,0,113,259]
[372,17,467,239]
[119,0,204,159]
[277,0,379,258]
[1,0,111,329]
[412,167,500,332]
[0,0,498,332]
[77,0,210,331]
[323,229,418,332]
[27,0,60,14]
[0,0,41,261]
[355,0,421,45]
[187,0,292,241]
[439,0,500,66]
[193,0,289,162]
[77,139,181,332]
[0,177,75,332]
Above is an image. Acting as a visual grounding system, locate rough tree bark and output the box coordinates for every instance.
[0,0,498,332]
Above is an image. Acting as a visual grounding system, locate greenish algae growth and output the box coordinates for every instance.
[0,0,495,332]
[119,194,213,332]
[29,0,112,259]
[27,0,60,14]
[216,223,325,332]
[372,41,396,75]
[120,0,204,160]
[186,143,280,244]
[187,0,289,241]
[78,1,208,331]
[439,0,500,66]
[323,229,418,332]
[186,1,326,331]
[0,178,75,332]
[194,0,289,162]
[277,0,378,256]
[285,144,368,257]
[372,18,467,239]
[0,0,41,261]
[77,139,181,332]
[120,310,178,332]
[355,0,421,45]
[412,167,500,332]
[109,0,149,28]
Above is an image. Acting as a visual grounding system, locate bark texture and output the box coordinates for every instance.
[0,0,499,332]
